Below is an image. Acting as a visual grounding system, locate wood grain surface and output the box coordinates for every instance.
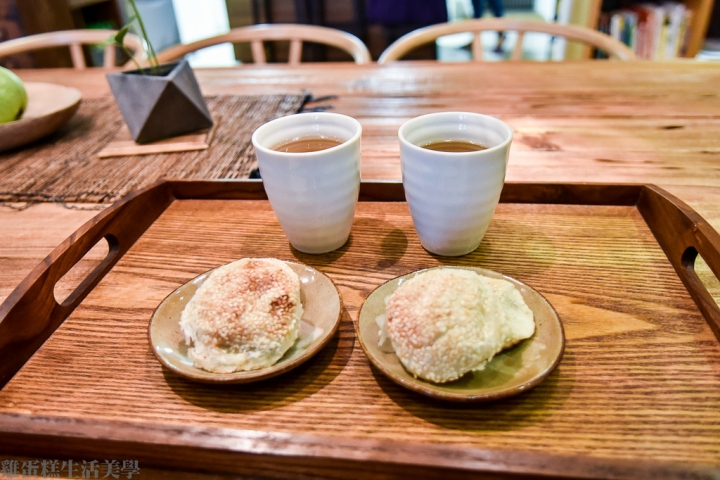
[6,62,720,324]
[2,62,720,476]
[0,95,305,203]
[1,189,719,472]
[11,62,720,188]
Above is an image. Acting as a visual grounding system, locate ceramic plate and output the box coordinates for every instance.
[357,266,565,402]
[0,82,82,152]
[149,260,342,383]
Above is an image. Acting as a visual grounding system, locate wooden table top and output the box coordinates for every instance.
[6,61,720,305]
[2,61,720,477]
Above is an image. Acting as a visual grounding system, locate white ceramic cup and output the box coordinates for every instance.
[252,112,362,254]
[399,112,513,257]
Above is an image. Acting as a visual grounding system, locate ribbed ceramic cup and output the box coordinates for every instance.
[252,112,361,254]
[399,112,513,257]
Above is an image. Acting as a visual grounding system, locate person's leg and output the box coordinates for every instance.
[487,0,504,17]
[471,0,485,18]
[485,0,505,52]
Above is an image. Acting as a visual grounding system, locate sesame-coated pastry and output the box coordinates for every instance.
[385,268,534,383]
[180,258,302,373]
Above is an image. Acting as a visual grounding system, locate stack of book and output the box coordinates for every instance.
[597,2,693,58]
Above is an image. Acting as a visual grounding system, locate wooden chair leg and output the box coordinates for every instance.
[103,44,116,69]
[69,43,86,70]
[510,31,524,60]
[251,40,267,64]
[472,32,484,61]
[289,39,303,65]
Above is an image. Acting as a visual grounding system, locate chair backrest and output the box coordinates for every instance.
[378,19,637,63]
[0,29,146,70]
[156,24,372,65]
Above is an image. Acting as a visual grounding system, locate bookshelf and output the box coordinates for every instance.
[578,0,715,57]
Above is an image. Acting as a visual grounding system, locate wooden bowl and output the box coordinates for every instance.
[0,82,82,152]
[149,260,342,383]
[357,266,565,402]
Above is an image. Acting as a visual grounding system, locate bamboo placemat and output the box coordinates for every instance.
[0,94,306,204]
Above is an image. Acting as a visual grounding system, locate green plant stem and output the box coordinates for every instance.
[122,45,144,71]
[126,0,159,70]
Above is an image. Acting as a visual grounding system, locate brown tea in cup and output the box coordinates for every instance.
[273,136,343,153]
[421,140,488,152]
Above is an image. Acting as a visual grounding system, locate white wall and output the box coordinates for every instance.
[534,0,558,22]
[134,0,181,52]
[171,0,237,67]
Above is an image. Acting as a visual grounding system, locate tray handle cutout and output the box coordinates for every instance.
[689,251,720,306]
[0,181,175,389]
[639,186,720,342]
[674,229,720,342]
[53,235,119,307]
[681,247,720,331]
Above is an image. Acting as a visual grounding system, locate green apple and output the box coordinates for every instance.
[0,66,28,124]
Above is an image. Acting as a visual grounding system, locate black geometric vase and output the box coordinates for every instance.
[106,59,213,144]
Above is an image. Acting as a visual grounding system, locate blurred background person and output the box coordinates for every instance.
[471,0,505,52]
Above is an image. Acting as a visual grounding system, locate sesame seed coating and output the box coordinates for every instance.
[385,269,534,383]
[180,258,302,373]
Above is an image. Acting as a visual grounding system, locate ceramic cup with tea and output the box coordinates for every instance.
[399,112,513,256]
[252,112,362,254]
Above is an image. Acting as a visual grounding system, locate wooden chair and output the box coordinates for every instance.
[378,19,637,63]
[156,24,372,65]
[0,30,146,70]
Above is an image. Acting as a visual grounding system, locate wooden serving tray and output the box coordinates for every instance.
[1,181,719,479]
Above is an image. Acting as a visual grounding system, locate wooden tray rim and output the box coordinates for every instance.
[2,413,718,479]
[1,179,720,479]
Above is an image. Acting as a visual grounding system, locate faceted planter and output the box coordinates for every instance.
[106,60,213,144]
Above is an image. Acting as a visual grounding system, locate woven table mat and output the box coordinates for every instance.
[0,94,305,204]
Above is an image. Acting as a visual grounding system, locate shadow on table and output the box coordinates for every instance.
[163,310,355,413]
[370,350,575,433]
[429,217,558,279]
[290,216,409,269]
